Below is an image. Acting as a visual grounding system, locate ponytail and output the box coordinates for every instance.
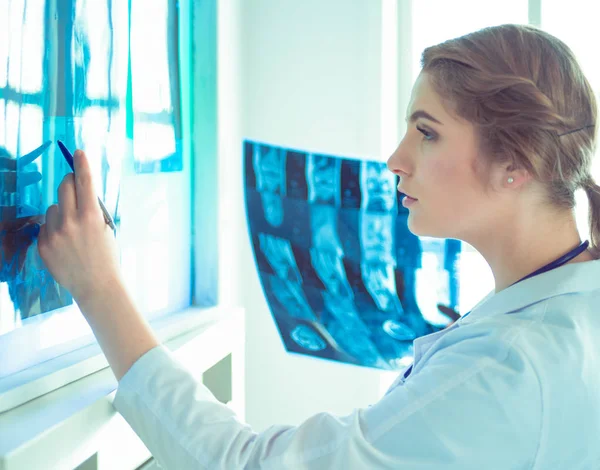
[584,179,600,259]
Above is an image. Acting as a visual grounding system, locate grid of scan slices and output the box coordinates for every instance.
[244,140,461,370]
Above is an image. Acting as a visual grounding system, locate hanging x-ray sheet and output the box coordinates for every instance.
[0,0,127,335]
[244,140,462,370]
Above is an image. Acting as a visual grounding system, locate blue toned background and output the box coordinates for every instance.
[244,140,462,370]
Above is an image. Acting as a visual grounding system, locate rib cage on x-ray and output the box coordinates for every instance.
[244,140,462,370]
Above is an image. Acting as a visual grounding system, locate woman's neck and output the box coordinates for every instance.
[471,211,590,294]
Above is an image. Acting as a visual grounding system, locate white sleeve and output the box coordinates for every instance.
[113,332,541,469]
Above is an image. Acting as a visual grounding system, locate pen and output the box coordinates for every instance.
[56,140,117,231]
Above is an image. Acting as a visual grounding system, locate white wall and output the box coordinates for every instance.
[216,0,401,432]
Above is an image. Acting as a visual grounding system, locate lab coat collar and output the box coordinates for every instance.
[458,259,600,325]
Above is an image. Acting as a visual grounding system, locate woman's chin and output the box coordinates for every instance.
[407,217,446,239]
[406,216,425,236]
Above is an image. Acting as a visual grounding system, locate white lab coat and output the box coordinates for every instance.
[113,259,600,469]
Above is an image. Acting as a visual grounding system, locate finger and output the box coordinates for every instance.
[72,149,101,215]
[45,204,60,233]
[57,173,77,217]
[18,140,51,169]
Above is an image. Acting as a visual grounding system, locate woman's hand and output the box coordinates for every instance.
[38,150,159,381]
[38,149,122,305]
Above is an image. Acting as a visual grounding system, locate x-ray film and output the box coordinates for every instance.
[244,140,463,370]
[0,0,128,333]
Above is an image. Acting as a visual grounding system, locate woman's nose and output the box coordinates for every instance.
[386,142,408,177]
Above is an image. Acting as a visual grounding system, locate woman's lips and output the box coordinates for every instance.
[402,195,418,207]
[397,185,417,200]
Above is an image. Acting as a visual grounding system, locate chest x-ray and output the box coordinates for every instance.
[245,140,463,370]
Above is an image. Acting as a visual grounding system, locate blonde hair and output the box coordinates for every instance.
[421,24,600,258]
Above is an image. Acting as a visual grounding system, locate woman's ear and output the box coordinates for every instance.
[502,162,533,191]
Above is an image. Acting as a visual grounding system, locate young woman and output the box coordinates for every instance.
[36,24,600,468]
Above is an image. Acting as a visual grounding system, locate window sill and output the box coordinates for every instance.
[0,305,245,470]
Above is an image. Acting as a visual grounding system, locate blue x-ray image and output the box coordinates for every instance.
[307,154,340,205]
[290,324,327,351]
[361,161,397,213]
[0,0,133,333]
[0,143,72,326]
[252,143,286,227]
[245,140,463,370]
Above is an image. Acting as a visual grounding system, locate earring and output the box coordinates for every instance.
[508,177,514,183]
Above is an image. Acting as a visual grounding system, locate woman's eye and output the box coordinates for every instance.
[416,126,435,141]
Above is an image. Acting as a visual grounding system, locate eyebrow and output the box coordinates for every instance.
[407,110,443,125]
